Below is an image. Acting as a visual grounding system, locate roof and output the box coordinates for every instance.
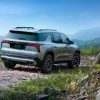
[10,27,57,33]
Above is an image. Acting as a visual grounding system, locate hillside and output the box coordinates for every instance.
[73,37,100,48]
[72,27,100,41]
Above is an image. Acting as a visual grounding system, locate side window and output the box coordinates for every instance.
[61,33,70,44]
[52,32,62,43]
[38,32,50,41]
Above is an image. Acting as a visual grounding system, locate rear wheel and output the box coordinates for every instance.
[4,60,16,69]
[68,53,80,69]
[41,55,53,73]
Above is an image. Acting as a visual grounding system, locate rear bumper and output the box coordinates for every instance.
[1,56,37,65]
[1,48,41,65]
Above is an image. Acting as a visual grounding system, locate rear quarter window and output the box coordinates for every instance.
[38,32,50,41]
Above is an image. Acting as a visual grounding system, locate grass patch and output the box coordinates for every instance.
[0,66,99,100]
[95,64,100,71]
[81,47,100,56]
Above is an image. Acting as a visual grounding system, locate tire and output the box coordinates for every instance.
[4,60,16,69]
[68,53,80,69]
[41,55,53,73]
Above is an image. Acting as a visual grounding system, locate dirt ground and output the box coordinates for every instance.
[0,56,96,87]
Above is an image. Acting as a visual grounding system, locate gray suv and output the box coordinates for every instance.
[1,27,80,73]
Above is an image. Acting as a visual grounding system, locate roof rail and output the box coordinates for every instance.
[15,27,34,30]
[39,29,56,31]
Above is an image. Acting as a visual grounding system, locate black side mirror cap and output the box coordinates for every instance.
[70,41,74,44]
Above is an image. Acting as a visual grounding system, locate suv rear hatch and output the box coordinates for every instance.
[1,30,42,52]
[1,29,50,64]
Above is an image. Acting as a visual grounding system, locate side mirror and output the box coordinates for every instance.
[69,41,74,44]
[66,38,74,44]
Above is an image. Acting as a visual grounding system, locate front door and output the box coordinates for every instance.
[61,33,73,60]
[52,32,65,61]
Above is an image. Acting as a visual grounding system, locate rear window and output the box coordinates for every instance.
[7,31,49,41]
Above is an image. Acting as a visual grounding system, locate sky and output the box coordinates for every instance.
[0,0,100,36]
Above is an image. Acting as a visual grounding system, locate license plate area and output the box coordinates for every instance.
[10,42,26,50]
[14,44,22,49]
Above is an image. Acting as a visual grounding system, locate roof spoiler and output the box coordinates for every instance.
[15,27,34,30]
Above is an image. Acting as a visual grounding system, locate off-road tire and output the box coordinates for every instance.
[68,53,80,69]
[41,55,53,73]
[4,61,16,69]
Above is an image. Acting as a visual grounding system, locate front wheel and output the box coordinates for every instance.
[68,53,80,69]
[41,55,53,73]
[4,60,16,69]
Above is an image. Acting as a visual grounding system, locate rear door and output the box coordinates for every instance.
[52,32,65,61]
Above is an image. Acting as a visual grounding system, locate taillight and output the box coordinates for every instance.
[2,40,9,43]
[27,43,42,52]
[1,39,9,48]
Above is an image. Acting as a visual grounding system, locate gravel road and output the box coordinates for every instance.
[0,63,44,87]
[0,56,96,87]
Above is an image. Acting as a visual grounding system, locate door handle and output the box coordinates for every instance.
[65,44,69,48]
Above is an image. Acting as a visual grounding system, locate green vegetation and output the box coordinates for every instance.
[95,64,100,71]
[0,65,100,100]
[81,46,100,56]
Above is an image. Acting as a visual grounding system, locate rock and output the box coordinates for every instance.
[95,53,100,64]
[93,71,100,79]
[96,90,100,100]
[36,94,48,100]
[78,95,88,100]
[88,94,96,100]
[44,88,60,95]
[81,75,89,81]
[60,89,67,93]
